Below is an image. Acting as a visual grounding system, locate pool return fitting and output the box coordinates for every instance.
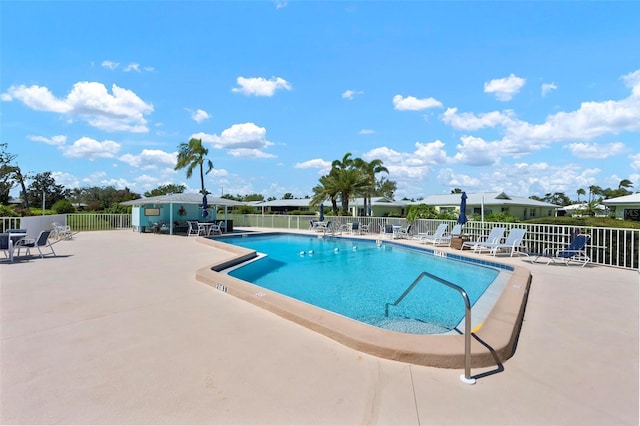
[385,271,476,385]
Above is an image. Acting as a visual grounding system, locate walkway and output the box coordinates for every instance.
[1,230,638,425]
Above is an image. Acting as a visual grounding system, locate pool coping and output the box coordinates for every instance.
[194,234,532,369]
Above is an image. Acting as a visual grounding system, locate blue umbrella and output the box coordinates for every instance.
[457,192,468,225]
[202,194,209,218]
[319,203,325,222]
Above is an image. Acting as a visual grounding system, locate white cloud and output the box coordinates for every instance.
[392,95,442,111]
[294,158,332,172]
[124,63,141,72]
[452,136,502,166]
[119,149,177,169]
[101,60,120,70]
[51,171,79,189]
[541,82,557,97]
[193,122,275,158]
[359,129,375,135]
[191,109,211,123]
[342,89,363,100]
[442,108,516,131]
[28,135,67,146]
[631,153,640,170]
[62,137,121,160]
[484,73,526,101]
[565,142,627,159]
[363,140,448,182]
[2,82,153,132]
[274,1,287,9]
[232,76,292,96]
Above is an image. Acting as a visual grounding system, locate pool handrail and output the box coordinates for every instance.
[385,271,475,385]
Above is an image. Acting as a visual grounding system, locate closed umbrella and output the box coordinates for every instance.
[457,192,468,225]
[319,203,325,222]
[202,194,209,218]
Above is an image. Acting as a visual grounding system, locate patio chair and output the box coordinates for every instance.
[479,228,528,257]
[52,222,72,240]
[350,222,361,235]
[395,224,413,239]
[462,227,506,252]
[533,234,590,267]
[380,224,395,239]
[414,223,449,246]
[187,220,201,237]
[15,230,56,259]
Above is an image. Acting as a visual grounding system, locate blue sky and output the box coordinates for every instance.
[2,1,639,201]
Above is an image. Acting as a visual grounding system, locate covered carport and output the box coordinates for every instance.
[121,193,245,235]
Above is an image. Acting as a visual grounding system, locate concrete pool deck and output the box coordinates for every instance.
[1,229,638,425]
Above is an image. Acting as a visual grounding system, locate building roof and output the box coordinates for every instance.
[413,192,558,208]
[120,193,246,206]
[602,193,640,205]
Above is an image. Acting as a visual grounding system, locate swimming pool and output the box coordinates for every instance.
[218,233,501,334]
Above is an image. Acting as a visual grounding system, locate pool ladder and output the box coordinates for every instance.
[385,272,476,385]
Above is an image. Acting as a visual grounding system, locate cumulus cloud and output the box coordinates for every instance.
[62,137,121,160]
[342,89,363,100]
[442,108,516,131]
[565,142,627,159]
[2,81,153,132]
[193,122,275,158]
[232,76,292,96]
[452,136,502,166]
[28,135,67,146]
[359,129,375,135]
[363,140,449,182]
[190,109,211,123]
[392,95,442,111]
[630,153,640,170]
[119,149,178,169]
[294,158,332,172]
[484,73,526,101]
[541,82,558,97]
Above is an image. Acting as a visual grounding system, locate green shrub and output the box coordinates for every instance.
[52,199,76,214]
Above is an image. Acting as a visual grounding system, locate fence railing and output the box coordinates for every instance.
[226,214,640,270]
[2,213,638,270]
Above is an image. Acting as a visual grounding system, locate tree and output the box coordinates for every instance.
[618,179,633,191]
[375,177,397,199]
[354,158,388,216]
[174,138,214,196]
[311,174,340,215]
[576,188,586,203]
[588,185,603,203]
[144,184,186,197]
[0,143,29,209]
[282,193,294,199]
[27,172,66,210]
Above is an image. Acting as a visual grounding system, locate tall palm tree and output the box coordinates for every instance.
[354,158,388,216]
[576,188,585,203]
[174,138,214,196]
[332,167,369,215]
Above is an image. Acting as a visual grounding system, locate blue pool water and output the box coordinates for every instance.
[218,233,500,334]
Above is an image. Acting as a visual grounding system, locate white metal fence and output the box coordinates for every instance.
[1,213,638,270]
[227,214,640,270]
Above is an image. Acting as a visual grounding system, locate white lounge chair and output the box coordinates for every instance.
[415,223,450,246]
[533,234,590,267]
[52,222,72,240]
[462,227,506,252]
[480,228,528,257]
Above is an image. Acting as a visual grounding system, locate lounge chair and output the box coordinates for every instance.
[479,228,528,257]
[415,223,450,246]
[533,234,590,267]
[15,230,56,258]
[462,227,506,252]
[350,222,361,235]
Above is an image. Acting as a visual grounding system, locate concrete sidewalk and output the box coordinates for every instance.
[1,230,638,425]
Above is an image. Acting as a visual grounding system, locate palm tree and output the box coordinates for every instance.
[576,188,585,203]
[174,138,214,196]
[311,174,340,215]
[332,167,369,214]
[354,158,388,216]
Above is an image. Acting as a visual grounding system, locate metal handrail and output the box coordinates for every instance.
[385,271,476,385]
